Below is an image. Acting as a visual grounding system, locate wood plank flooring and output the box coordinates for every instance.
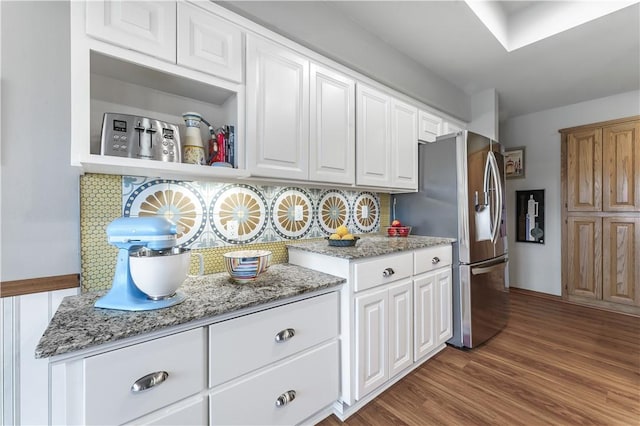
[318,291,640,425]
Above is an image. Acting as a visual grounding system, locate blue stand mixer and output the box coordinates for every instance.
[95,217,186,311]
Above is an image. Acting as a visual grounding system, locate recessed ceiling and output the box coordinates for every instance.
[221,1,640,122]
[466,0,639,51]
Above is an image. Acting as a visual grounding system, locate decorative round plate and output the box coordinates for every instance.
[124,180,206,247]
[270,187,313,239]
[209,184,268,243]
[318,190,350,234]
[352,192,380,233]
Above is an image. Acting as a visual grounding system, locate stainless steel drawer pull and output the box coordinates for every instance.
[275,390,297,407]
[275,328,296,342]
[382,267,395,277]
[131,371,168,393]
[432,257,440,264]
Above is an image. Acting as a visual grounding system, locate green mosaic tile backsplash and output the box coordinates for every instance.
[80,174,390,292]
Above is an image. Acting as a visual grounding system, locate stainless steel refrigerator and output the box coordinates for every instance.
[395,130,509,348]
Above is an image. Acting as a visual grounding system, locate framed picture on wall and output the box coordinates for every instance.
[505,147,525,179]
[516,189,544,244]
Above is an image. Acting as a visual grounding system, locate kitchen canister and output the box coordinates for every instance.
[182,112,206,165]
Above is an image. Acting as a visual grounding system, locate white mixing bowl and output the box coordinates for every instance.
[130,247,194,299]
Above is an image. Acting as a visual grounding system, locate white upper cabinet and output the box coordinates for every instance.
[443,120,464,135]
[86,1,177,62]
[391,99,418,190]
[246,35,310,180]
[356,84,392,187]
[418,109,443,143]
[177,2,243,83]
[356,83,418,190]
[309,63,356,185]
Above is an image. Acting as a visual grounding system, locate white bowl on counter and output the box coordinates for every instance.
[130,247,202,299]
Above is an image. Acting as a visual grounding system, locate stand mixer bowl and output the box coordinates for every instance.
[130,247,191,300]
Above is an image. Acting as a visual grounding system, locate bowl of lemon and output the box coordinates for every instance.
[327,225,360,247]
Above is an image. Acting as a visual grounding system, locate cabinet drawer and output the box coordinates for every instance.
[414,245,452,275]
[84,328,206,425]
[354,252,413,292]
[209,292,338,387]
[210,340,339,426]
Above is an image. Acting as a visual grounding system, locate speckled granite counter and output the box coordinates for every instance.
[287,235,455,260]
[35,264,344,359]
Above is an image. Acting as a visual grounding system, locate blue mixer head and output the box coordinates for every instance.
[106,217,177,251]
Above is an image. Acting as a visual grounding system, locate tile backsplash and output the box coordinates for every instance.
[80,174,390,292]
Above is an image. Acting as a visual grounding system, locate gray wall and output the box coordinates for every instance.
[219,0,470,122]
[500,90,640,295]
[1,1,80,281]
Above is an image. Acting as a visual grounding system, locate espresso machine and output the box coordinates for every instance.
[94,217,186,311]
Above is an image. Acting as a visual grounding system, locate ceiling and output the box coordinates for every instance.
[221,1,640,122]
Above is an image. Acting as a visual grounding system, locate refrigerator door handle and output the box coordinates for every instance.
[486,151,502,243]
[471,257,508,275]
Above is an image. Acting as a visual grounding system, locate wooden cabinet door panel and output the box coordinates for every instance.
[567,216,602,299]
[603,217,640,306]
[567,129,602,211]
[603,122,640,211]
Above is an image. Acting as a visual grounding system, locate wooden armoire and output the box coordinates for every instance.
[560,116,640,315]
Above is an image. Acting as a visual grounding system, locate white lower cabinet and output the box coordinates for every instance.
[355,279,413,400]
[413,268,453,360]
[413,273,437,360]
[288,243,453,417]
[209,341,339,425]
[50,292,339,426]
[208,292,339,425]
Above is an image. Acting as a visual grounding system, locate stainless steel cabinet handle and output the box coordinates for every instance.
[131,371,168,393]
[274,328,296,342]
[432,257,440,264]
[383,267,395,277]
[275,390,297,407]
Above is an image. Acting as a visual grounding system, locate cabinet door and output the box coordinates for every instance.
[177,2,242,82]
[391,99,418,190]
[413,272,436,361]
[246,35,309,180]
[388,279,413,378]
[567,216,602,299]
[603,217,640,306]
[356,84,391,187]
[309,63,355,184]
[603,121,640,211]
[566,128,603,211]
[418,110,443,143]
[86,1,176,62]
[355,288,388,400]
[436,268,453,344]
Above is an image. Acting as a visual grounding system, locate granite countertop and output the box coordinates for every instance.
[35,264,345,359]
[287,235,455,260]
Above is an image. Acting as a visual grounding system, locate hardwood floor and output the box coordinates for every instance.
[319,291,640,425]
